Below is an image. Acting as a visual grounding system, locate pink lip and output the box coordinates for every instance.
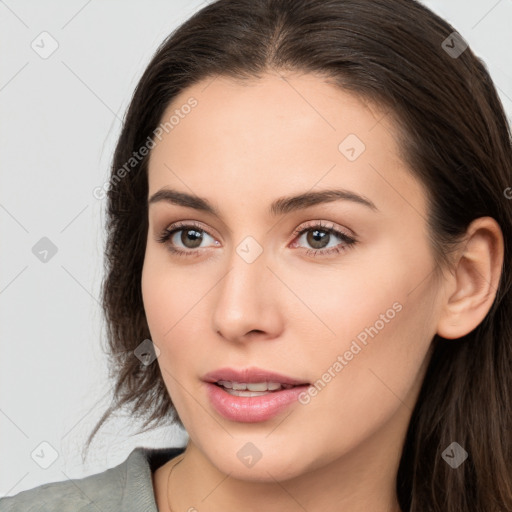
[201,366,309,386]
[204,382,310,422]
[202,367,310,422]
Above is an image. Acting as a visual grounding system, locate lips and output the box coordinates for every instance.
[201,367,310,387]
[202,367,311,422]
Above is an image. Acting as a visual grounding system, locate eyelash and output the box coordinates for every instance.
[156,220,357,258]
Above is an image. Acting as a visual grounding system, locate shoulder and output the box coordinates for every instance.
[0,445,184,512]
[0,448,135,512]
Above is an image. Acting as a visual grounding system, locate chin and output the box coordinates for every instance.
[204,445,306,483]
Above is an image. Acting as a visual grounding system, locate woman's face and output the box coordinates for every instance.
[141,72,445,481]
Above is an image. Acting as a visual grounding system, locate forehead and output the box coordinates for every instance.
[150,72,390,156]
[147,72,427,222]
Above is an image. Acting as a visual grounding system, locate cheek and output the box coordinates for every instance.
[141,260,196,414]
[290,305,434,473]
[295,235,437,388]
[299,260,438,437]
[141,249,208,375]
[141,274,173,343]
[141,245,196,337]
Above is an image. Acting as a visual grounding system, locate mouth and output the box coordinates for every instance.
[201,367,311,421]
[204,380,311,422]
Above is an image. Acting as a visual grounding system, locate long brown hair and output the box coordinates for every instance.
[86,1,512,510]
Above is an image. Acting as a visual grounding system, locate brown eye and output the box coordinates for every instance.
[305,228,331,249]
[179,228,204,249]
[156,221,219,256]
[292,221,358,258]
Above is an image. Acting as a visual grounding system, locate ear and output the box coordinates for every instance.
[436,216,504,339]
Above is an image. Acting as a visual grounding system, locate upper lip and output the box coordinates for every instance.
[202,367,309,386]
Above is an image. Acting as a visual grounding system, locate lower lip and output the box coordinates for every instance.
[204,382,310,422]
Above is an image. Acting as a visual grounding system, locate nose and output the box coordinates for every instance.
[211,244,283,344]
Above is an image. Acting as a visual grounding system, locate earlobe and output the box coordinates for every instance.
[436,217,504,340]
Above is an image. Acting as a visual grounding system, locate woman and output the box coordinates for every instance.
[2,0,511,511]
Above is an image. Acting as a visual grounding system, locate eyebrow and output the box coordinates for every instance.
[148,187,378,216]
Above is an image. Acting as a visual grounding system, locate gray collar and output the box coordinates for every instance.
[120,446,186,511]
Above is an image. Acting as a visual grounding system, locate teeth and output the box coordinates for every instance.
[247,382,275,391]
[217,381,287,391]
[225,389,271,397]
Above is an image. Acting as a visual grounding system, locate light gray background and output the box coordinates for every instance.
[1,0,511,497]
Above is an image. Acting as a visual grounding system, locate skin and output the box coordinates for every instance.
[141,71,504,512]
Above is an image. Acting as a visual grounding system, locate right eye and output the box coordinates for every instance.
[156,221,220,256]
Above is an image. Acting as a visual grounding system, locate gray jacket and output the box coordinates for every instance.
[0,446,185,511]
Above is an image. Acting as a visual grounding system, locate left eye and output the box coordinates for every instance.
[292,225,355,253]
[291,222,357,256]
